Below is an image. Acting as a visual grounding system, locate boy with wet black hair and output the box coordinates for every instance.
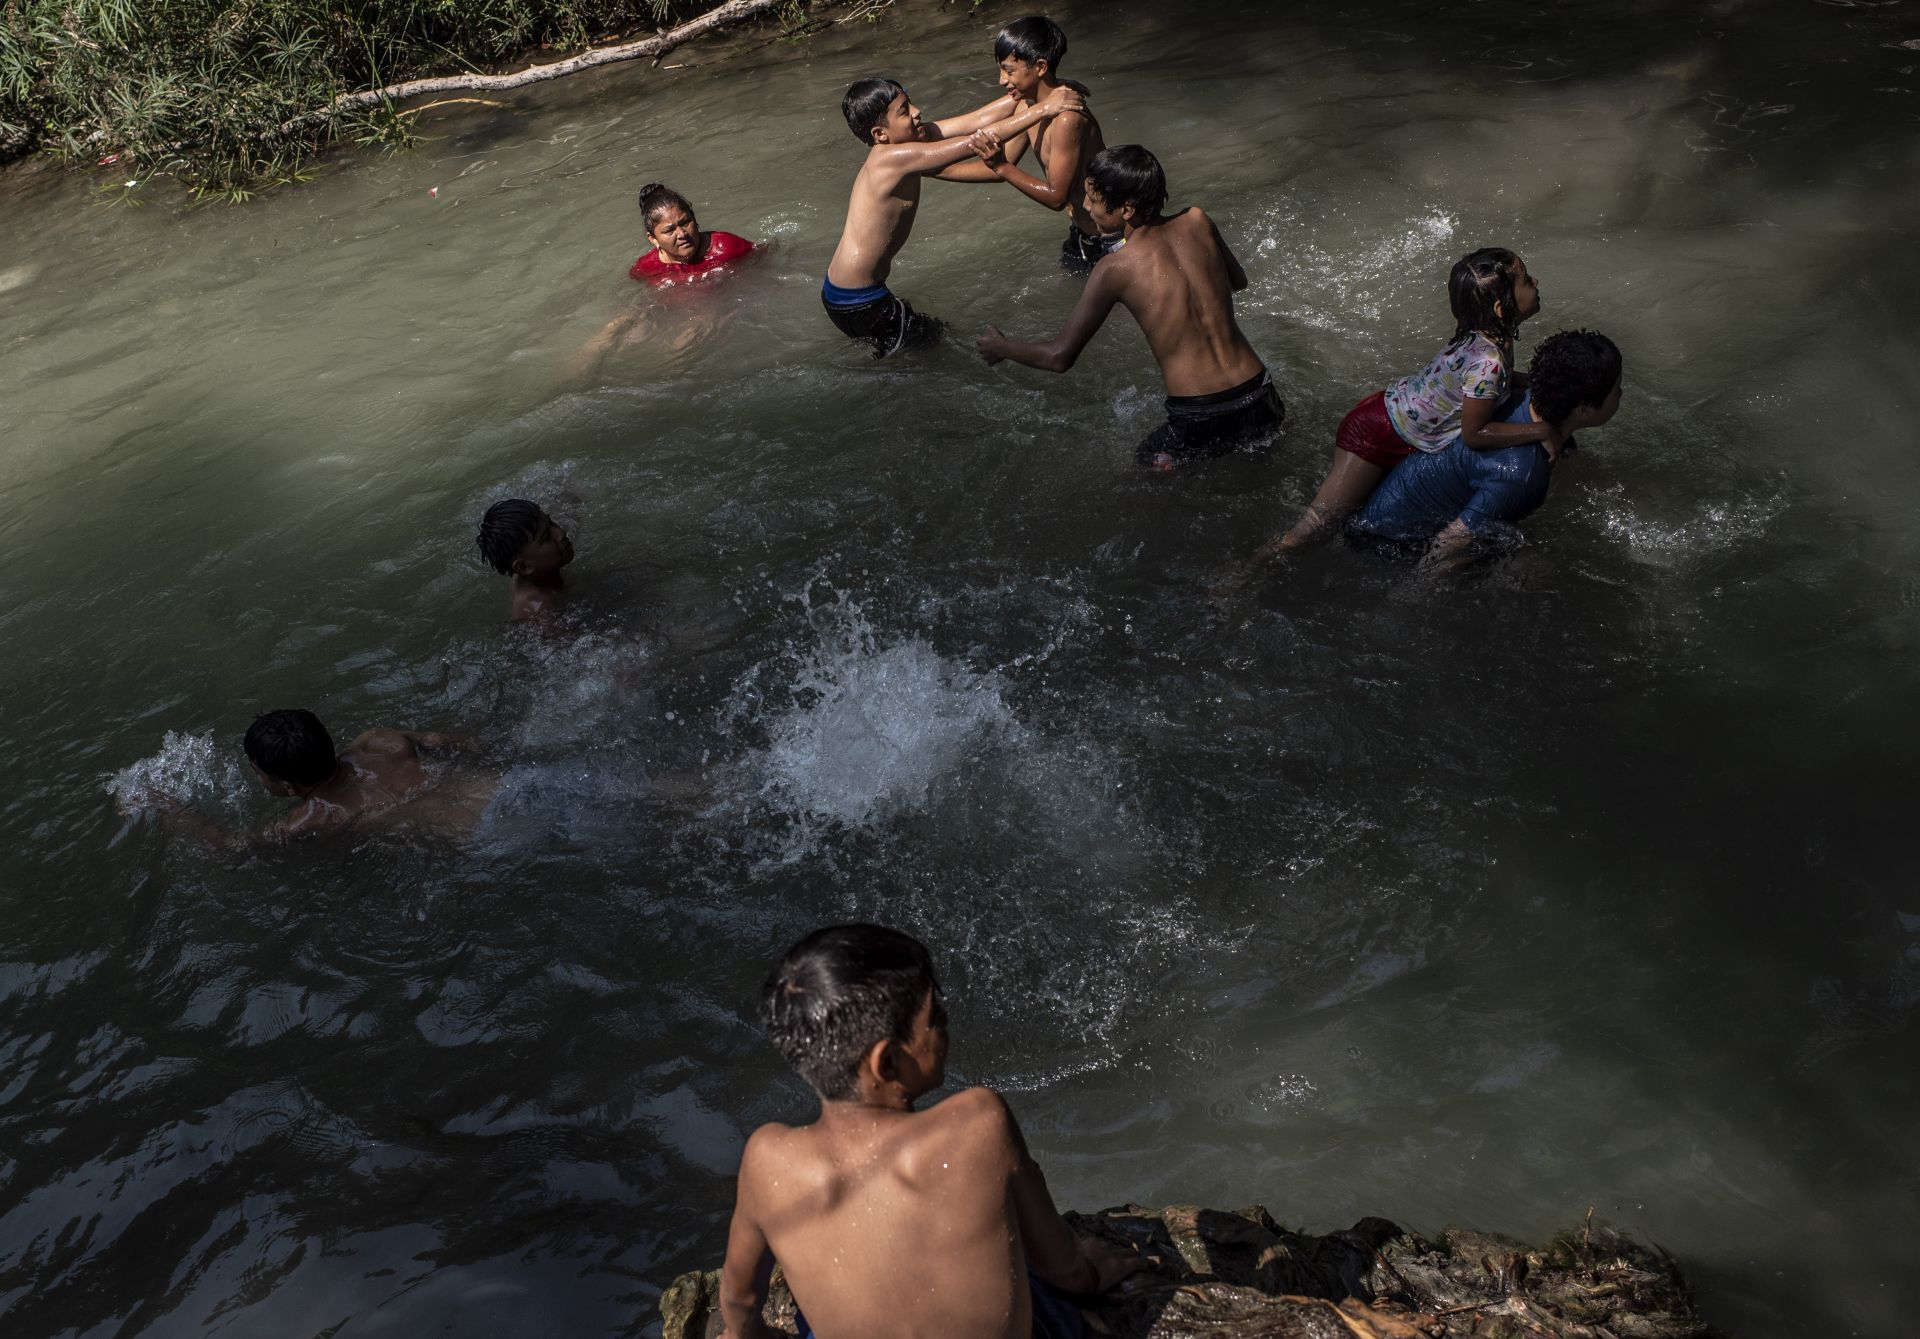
[720,923,1141,1339]
[971,16,1113,271]
[977,144,1283,468]
[475,498,574,622]
[825,77,1083,357]
[1345,329,1625,569]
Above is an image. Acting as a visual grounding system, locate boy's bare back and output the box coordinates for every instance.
[731,1087,1030,1338]
[269,729,493,840]
[1098,208,1263,398]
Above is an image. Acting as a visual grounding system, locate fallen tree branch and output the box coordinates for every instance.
[273,0,786,139]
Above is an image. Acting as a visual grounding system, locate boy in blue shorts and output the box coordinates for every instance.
[825,77,1082,356]
[719,924,1142,1337]
[1348,329,1624,568]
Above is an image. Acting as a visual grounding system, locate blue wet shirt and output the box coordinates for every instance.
[1351,394,1555,543]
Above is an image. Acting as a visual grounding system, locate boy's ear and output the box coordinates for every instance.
[509,554,531,577]
[861,1037,897,1087]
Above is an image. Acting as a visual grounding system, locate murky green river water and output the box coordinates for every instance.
[3,0,1917,1334]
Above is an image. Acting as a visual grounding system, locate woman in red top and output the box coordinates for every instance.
[630,182,755,284]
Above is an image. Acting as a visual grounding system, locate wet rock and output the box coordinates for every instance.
[658,1205,1721,1338]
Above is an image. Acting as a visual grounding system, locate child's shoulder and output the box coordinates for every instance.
[926,1086,1021,1140]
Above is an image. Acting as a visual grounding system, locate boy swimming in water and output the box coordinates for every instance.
[1344,329,1624,570]
[720,924,1143,1338]
[976,145,1283,468]
[826,77,1083,357]
[475,498,574,622]
[124,709,497,844]
[969,17,1113,271]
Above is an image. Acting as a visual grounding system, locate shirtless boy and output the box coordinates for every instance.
[476,498,574,622]
[720,924,1142,1339]
[977,145,1283,468]
[826,77,1083,357]
[970,17,1112,271]
[128,709,497,844]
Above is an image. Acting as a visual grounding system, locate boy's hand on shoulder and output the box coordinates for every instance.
[1041,85,1086,117]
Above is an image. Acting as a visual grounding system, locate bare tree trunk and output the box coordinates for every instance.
[274,0,786,139]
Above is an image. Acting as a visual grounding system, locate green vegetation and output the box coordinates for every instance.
[0,1,710,199]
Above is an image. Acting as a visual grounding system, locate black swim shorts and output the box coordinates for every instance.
[1137,369,1285,466]
[1060,222,1124,273]
[822,289,944,358]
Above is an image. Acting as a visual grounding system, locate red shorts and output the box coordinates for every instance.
[1335,390,1417,470]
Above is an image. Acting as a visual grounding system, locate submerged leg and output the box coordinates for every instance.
[1271,448,1386,554]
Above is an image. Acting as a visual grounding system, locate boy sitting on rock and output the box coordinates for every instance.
[720,924,1141,1338]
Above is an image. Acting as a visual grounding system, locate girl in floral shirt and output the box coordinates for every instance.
[1267,248,1556,552]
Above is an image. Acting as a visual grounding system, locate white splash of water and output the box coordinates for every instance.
[1593,490,1784,568]
[106,731,250,814]
[733,594,1017,836]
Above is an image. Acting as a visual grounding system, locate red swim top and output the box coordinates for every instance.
[629,230,755,285]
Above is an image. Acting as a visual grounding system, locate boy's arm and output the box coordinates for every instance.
[718,1135,778,1339]
[930,92,1019,139]
[934,129,1029,182]
[976,263,1122,372]
[994,1094,1144,1296]
[881,94,1074,180]
[979,112,1088,210]
[1459,395,1563,457]
[1206,212,1250,292]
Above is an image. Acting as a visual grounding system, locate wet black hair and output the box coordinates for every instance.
[475,498,541,575]
[637,181,694,228]
[1086,144,1166,220]
[994,16,1067,71]
[1448,246,1522,348]
[244,709,337,786]
[843,77,906,144]
[761,924,940,1101]
[1528,329,1622,425]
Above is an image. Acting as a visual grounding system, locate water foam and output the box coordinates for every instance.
[1587,486,1784,568]
[744,595,1017,832]
[1250,205,1457,335]
[106,731,250,814]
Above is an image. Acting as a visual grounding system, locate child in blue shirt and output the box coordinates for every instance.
[1349,329,1623,569]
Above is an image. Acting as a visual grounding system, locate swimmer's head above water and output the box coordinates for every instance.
[244,708,337,794]
[995,16,1068,101]
[1083,144,1167,234]
[475,499,574,582]
[761,923,947,1102]
[842,78,924,146]
[1529,329,1624,436]
[638,182,702,265]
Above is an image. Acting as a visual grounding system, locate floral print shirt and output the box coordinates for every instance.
[1383,333,1509,452]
